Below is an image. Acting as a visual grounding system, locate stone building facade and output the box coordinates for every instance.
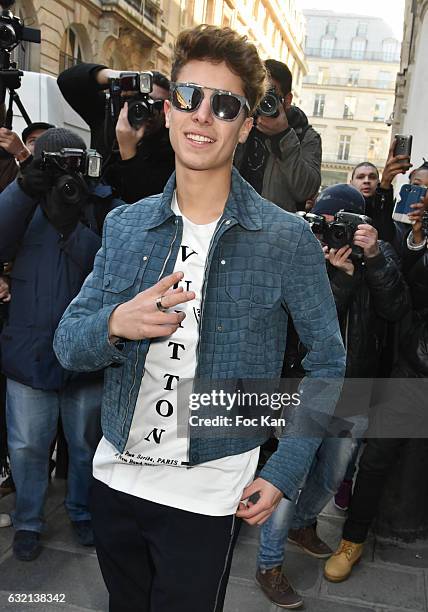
[392,0,428,181]
[11,0,307,99]
[300,10,401,187]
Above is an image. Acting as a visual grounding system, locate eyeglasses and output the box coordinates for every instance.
[170,82,250,122]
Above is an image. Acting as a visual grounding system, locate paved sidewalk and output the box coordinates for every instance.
[0,479,427,611]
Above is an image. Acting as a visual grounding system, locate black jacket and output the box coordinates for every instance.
[397,243,428,377]
[57,63,175,203]
[284,242,410,379]
[364,185,396,243]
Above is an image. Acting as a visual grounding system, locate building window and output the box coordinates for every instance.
[313,94,325,117]
[343,96,356,119]
[348,69,360,85]
[338,135,351,161]
[59,27,83,72]
[326,21,337,35]
[320,36,335,58]
[317,67,330,85]
[351,38,366,60]
[377,71,392,88]
[382,39,399,61]
[374,99,387,121]
[368,137,381,161]
[357,22,368,36]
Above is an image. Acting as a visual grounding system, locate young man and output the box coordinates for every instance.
[54,25,345,611]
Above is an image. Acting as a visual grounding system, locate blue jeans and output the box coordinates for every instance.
[258,417,367,570]
[6,378,102,532]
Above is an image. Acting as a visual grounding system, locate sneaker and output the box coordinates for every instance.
[288,524,333,559]
[256,566,303,609]
[324,539,364,582]
[13,530,42,561]
[334,479,353,511]
[71,520,94,546]
[0,474,15,496]
[0,513,12,528]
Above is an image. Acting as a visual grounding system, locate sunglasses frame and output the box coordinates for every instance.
[170,82,250,122]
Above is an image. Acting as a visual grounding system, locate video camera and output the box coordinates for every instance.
[41,148,102,206]
[108,71,163,130]
[0,0,40,53]
[298,210,373,259]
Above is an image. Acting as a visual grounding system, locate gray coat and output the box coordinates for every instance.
[235,119,322,213]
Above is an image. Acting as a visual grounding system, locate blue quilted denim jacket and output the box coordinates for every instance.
[54,168,345,499]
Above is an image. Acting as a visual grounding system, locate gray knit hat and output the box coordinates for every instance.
[34,127,87,159]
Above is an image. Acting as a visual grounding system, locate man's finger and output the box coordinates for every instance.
[159,290,195,310]
[150,272,185,296]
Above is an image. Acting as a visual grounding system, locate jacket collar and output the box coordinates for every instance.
[144,167,263,231]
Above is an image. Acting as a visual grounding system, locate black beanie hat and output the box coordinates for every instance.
[34,127,87,160]
[313,184,365,216]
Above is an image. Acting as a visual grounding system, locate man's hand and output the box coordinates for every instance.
[0,128,30,162]
[236,477,283,525]
[116,103,145,161]
[255,103,289,137]
[408,190,428,245]
[324,245,354,276]
[0,276,11,303]
[108,271,195,341]
[353,224,380,259]
[380,139,412,189]
[18,157,53,198]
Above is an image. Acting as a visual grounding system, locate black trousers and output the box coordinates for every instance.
[343,437,406,543]
[90,478,238,612]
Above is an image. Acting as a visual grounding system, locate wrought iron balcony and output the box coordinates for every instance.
[303,75,396,90]
[305,47,400,63]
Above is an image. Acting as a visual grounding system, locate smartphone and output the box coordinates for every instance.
[394,134,413,157]
[392,184,427,224]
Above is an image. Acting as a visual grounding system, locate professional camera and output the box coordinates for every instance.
[41,148,102,206]
[0,0,40,51]
[255,87,284,118]
[298,210,373,259]
[108,71,163,130]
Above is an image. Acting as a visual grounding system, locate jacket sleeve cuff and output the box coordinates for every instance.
[364,250,386,271]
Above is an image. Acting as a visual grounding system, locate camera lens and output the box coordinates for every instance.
[127,98,150,129]
[56,175,81,206]
[258,92,280,118]
[0,23,17,49]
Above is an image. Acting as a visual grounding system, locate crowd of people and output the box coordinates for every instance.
[0,22,427,612]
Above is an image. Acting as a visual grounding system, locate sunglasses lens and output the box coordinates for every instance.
[172,85,202,112]
[212,93,242,120]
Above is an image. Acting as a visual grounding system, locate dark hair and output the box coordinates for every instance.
[409,159,428,179]
[264,59,293,96]
[152,71,170,92]
[171,24,267,114]
[351,161,379,179]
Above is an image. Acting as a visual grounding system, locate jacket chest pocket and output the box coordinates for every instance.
[225,270,282,332]
[102,244,155,306]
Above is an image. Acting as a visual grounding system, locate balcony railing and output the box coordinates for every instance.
[303,75,396,90]
[305,47,400,63]
[322,154,386,166]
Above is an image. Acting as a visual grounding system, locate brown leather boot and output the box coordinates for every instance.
[288,524,333,558]
[324,539,364,582]
[256,566,303,609]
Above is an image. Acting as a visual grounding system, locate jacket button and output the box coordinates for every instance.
[217,325,223,332]
[143,256,148,261]
[105,279,110,287]
[191,453,199,462]
[225,220,231,225]
[220,260,226,265]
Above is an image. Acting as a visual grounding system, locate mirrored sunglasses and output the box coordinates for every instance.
[170,82,250,122]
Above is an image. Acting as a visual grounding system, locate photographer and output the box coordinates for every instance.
[235,58,322,212]
[57,63,175,203]
[256,184,410,609]
[0,127,122,561]
[350,139,412,242]
[324,190,428,583]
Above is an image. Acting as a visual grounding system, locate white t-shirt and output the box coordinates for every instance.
[93,192,259,516]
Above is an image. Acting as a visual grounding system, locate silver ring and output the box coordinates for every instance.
[156,295,168,313]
